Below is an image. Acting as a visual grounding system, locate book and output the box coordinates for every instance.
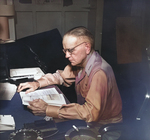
[0,115,15,131]
[19,87,66,106]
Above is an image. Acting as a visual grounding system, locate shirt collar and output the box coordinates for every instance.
[76,51,97,84]
[85,51,97,76]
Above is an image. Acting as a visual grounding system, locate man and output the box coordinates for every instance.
[17,26,122,125]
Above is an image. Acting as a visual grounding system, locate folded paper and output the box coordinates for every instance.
[0,115,15,131]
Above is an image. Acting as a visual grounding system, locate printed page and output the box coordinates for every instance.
[20,88,66,106]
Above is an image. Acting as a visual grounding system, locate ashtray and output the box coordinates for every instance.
[9,128,43,140]
[65,126,101,140]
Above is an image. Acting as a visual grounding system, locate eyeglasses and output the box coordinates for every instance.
[63,42,86,54]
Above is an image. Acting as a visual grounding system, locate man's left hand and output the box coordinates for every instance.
[27,99,48,116]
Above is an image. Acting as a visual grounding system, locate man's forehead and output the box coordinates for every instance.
[63,35,83,45]
[64,35,77,43]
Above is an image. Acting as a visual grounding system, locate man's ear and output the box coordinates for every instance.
[85,42,91,54]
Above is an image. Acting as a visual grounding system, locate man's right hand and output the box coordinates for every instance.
[17,81,40,94]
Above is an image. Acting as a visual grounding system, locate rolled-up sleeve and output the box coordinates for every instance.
[37,65,76,88]
[57,70,108,122]
[45,70,122,123]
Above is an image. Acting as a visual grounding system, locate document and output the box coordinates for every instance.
[0,115,15,131]
[19,87,66,106]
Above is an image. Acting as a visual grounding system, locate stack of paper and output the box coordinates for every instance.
[0,115,15,131]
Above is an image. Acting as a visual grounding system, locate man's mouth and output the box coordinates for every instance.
[69,59,72,62]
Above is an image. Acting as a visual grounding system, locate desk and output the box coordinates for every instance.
[0,86,87,140]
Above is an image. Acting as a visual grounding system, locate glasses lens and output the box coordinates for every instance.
[63,49,72,54]
[63,49,66,53]
[68,48,73,53]
[63,42,85,54]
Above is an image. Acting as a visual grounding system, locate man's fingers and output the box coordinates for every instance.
[17,83,25,90]
[17,82,28,92]
[25,88,34,94]
[27,104,36,110]
[17,82,34,93]
[27,103,42,112]
[27,99,47,116]
[17,81,38,93]
[28,99,40,106]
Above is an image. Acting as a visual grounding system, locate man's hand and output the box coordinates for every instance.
[27,99,48,116]
[17,81,40,94]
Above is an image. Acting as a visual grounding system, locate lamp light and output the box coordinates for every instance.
[0,5,15,16]
[0,3,15,43]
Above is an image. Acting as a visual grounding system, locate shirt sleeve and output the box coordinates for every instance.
[37,65,76,88]
[56,70,108,122]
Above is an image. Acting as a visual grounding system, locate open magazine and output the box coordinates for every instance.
[19,87,66,106]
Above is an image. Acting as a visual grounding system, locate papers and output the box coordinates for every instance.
[10,67,45,80]
[0,67,44,100]
[0,82,17,100]
[20,88,66,106]
[0,115,15,131]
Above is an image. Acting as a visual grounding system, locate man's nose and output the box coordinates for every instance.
[65,51,71,58]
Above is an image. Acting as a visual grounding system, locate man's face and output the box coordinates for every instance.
[63,35,90,67]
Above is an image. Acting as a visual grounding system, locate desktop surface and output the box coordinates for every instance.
[0,85,87,140]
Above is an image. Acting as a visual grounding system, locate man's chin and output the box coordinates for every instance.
[70,62,76,66]
[70,62,82,67]
[70,61,78,66]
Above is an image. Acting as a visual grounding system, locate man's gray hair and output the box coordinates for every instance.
[63,26,94,50]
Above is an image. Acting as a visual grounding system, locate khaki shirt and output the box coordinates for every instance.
[37,51,122,124]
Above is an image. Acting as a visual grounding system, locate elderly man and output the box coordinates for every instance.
[17,26,122,125]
